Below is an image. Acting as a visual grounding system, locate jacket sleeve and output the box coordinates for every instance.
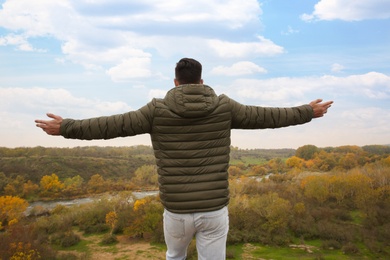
[227,96,314,129]
[60,101,155,140]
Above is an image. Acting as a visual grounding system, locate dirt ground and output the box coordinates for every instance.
[58,233,166,260]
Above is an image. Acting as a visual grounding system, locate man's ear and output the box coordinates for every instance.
[200,79,204,84]
[174,79,180,86]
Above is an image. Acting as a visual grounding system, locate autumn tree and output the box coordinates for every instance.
[296,145,319,160]
[252,192,292,243]
[22,180,39,199]
[131,165,158,187]
[0,172,9,195]
[312,150,337,171]
[228,165,243,178]
[8,242,41,260]
[106,211,118,235]
[4,176,25,197]
[248,165,267,176]
[63,175,84,196]
[87,174,106,194]
[267,158,286,174]
[301,175,330,204]
[339,153,358,170]
[0,196,28,228]
[40,174,64,197]
[125,196,163,238]
[286,156,304,169]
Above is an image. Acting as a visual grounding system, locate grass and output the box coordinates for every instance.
[350,210,364,225]
[226,242,380,260]
[230,156,268,166]
[56,239,92,253]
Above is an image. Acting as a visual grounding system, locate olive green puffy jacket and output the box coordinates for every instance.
[61,84,313,213]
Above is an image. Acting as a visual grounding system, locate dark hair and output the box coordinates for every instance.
[175,58,202,84]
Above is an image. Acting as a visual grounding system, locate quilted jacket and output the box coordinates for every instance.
[60,84,314,213]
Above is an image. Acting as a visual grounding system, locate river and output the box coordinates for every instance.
[26,191,158,215]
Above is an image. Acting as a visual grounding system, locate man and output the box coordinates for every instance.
[36,58,333,260]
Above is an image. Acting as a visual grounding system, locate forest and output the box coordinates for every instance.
[0,144,389,259]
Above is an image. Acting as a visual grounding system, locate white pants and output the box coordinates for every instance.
[163,206,229,260]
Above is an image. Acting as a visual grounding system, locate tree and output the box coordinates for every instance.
[248,165,267,176]
[267,158,286,174]
[3,176,25,197]
[63,175,84,196]
[286,156,304,169]
[87,174,106,194]
[125,196,163,238]
[40,174,64,197]
[131,165,158,187]
[228,165,243,178]
[22,180,39,198]
[0,196,28,228]
[328,175,349,205]
[0,172,9,195]
[106,211,118,235]
[296,145,319,160]
[339,153,358,170]
[301,175,330,204]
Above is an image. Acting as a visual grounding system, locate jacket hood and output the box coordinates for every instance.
[164,84,219,118]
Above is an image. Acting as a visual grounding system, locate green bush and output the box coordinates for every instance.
[342,242,360,255]
[101,234,118,245]
[321,239,342,250]
[50,231,81,247]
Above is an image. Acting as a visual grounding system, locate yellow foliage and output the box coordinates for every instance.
[105,211,118,230]
[0,196,28,227]
[9,242,41,260]
[293,202,306,215]
[133,199,147,211]
[40,174,64,194]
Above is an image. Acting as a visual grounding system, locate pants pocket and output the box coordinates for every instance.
[199,207,229,238]
[164,211,185,239]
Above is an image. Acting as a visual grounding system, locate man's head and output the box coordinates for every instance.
[174,58,203,86]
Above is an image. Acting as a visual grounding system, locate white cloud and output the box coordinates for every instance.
[106,57,152,82]
[281,26,299,36]
[208,36,284,58]
[0,34,46,52]
[0,87,132,118]
[73,0,261,29]
[148,89,167,100]
[211,61,267,76]
[302,0,390,22]
[0,0,266,82]
[331,63,345,73]
[232,72,390,103]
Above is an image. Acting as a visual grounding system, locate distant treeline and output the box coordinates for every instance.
[0,146,155,184]
[0,144,389,182]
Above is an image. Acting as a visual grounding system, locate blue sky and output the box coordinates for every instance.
[1,0,389,149]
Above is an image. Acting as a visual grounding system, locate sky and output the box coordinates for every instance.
[0,0,389,149]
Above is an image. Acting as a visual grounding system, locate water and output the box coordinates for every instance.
[26,191,158,215]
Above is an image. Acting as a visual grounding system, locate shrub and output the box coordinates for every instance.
[321,239,341,250]
[101,234,118,245]
[50,231,80,247]
[83,223,109,234]
[342,242,360,255]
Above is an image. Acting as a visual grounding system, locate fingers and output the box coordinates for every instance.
[35,113,62,124]
[35,113,63,136]
[310,99,334,118]
[46,113,60,120]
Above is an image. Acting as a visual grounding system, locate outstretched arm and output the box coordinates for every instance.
[35,113,63,136]
[310,99,333,118]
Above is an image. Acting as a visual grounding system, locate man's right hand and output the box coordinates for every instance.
[309,99,333,118]
[35,113,63,136]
